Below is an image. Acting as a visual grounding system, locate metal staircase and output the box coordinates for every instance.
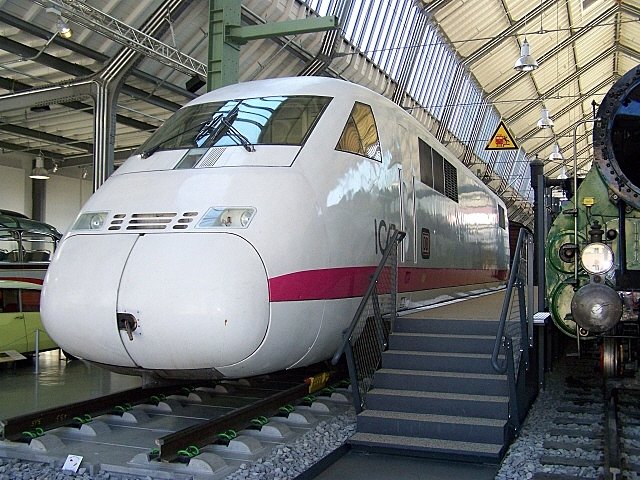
[349,315,510,462]
[334,228,537,464]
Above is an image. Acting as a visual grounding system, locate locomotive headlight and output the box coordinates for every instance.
[580,242,614,274]
[197,207,256,229]
[72,211,108,231]
[240,210,253,227]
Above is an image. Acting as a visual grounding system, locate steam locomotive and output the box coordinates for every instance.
[545,64,640,376]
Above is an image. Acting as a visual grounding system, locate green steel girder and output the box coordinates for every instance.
[226,16,338,44]
[207,0,337,91]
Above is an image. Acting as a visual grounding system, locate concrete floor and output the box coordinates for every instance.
[0,350,141,419]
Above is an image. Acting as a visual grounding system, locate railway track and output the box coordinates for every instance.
[532,355,640,480]
[0,369,351,479]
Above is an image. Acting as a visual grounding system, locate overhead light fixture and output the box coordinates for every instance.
[186,75,206,93]
[514,37,538,72]
[57,17,72,38]
[46,7,72,39]
[557,165,568,179]
[548,143,563,161]
[30,155,50,180]
[537,108,554,128]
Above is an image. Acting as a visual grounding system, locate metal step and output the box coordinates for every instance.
[382,350,499,374]
[373,368,508,396]
[356,410,507,444]
[394,317,499,336]
[365,388,509,419]
[349,432,504,463]
[388,332,496,354]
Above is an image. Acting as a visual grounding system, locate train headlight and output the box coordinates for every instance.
[580,242,614,275]
[197,207,256,229]
[72,211,108,231]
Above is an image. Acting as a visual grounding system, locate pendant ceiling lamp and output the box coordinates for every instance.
[30,155,50,180]
[548,143,563,161]
[514,38,538,72]
[537,108,554,128]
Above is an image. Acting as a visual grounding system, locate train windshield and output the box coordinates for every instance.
[0,214,61,264]
[137,95,331,155]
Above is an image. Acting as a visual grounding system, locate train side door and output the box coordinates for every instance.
[0,287,28,353]
[398,124,416,263]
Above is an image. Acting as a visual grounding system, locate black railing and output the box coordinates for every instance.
[491,227,534,430]
[332,230,405,413]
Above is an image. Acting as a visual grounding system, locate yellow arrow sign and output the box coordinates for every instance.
[485,120,518,150]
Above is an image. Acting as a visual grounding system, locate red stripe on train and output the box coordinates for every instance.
[0,276,44,285]
[268,266,508,302]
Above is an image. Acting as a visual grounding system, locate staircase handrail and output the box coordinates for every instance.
[491,227,533,374]
[331,229,406,366]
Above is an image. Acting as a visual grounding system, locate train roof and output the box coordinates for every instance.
[188,77,388,107]
[0,213,62,239]
[0,210,28,219]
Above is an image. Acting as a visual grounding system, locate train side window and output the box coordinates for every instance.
[336,102,382,161]
[419,138,458,202]
[0,234,18,263]
[418,138,433,187]
[432,150,445,194]
[1,288,19,313]
[443,159,458,202]
[498,205,506,229]
[21,289,41,312]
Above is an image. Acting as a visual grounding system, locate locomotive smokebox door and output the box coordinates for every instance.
[570,282,622,333]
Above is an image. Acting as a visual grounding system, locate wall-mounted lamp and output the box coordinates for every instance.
[537,108,554,128]
[46,7,72,39]
[52,161,59,173]
[82,168,88,179]
[30,155,50,180]
[514,38,538,72]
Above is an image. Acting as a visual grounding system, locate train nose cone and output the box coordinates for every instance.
[42,233,269,370]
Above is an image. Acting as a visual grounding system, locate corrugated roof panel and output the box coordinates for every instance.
[436,0,511,60]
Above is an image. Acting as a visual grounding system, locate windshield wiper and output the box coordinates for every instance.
[141,103,255,158]
[206,104,255,152]
[194,114,223,144]
[141,119,213,159]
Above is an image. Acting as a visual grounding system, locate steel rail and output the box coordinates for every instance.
[603,386,622,479]
[156,379,320,462]
[0,384,191,441]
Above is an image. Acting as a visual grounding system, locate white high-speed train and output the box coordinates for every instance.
[41,77,509,383]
